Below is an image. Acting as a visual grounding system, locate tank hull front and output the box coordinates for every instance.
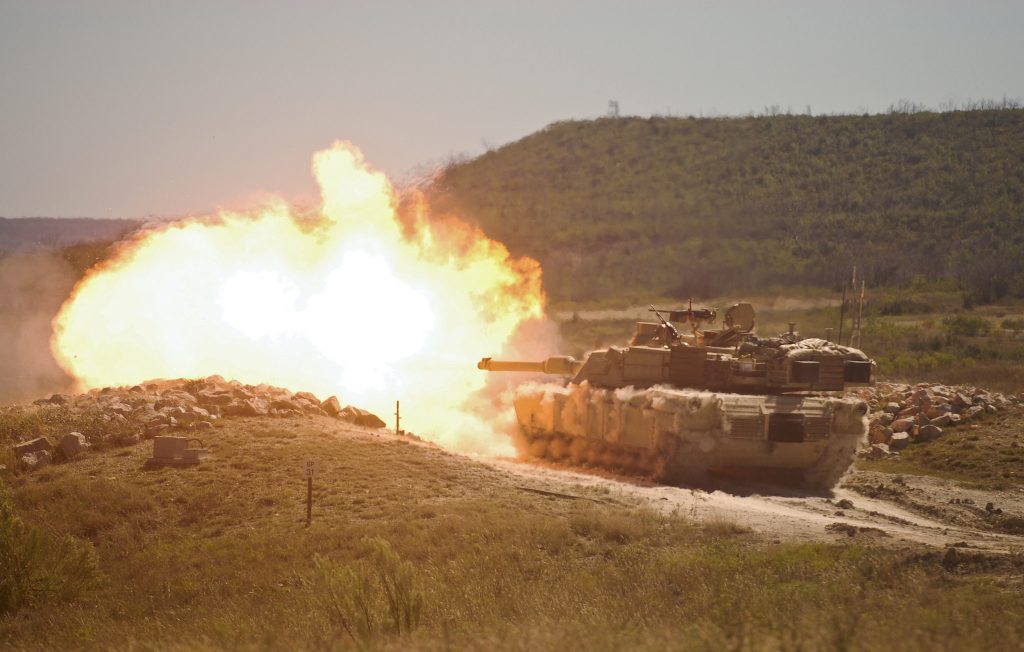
[511,381,867,489]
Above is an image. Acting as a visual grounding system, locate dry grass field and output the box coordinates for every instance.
[3,413,1024,651]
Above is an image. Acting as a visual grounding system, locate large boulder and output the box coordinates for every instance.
[868,425,893,445]
[222,398,269,417]
[196,389,234,407]
[924,404,952,420]
[320,396,342,416]
[963,405,985,421]
[929,413,952,428]
[889,432,911,451]
[20,450,51,470]
[338,406,386,429]
[294,391,320,404]
[58,432,90,459]
[13,437,53,456]
[917,424,943,442]
[270,398,301,412]
[891,418,915,434]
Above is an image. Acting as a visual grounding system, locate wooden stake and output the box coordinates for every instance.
[306,476,312,527]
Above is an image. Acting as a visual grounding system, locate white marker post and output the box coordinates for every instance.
[304,459,319,526]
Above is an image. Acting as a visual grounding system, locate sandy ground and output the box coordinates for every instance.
[485,458,1024,554]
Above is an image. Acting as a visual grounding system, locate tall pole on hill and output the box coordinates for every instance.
[851,279,865,348]
[838,284,847,344]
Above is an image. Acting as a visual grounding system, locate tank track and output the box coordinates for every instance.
[511,382,867,490]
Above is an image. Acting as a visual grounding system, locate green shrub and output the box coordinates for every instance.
[942,315,992,337]
[310,537,424,640]
[876,296,936,316]
[0,489,100,617]
[0,405,134,449]
[1001,318,1024,331]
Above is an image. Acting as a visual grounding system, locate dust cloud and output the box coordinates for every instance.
[0,251,76,403]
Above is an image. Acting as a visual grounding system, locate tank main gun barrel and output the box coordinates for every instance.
[477,355,581,376]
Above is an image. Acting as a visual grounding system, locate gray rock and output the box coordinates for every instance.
[20,449,51,470]
[918,424,943,442]
[144,424,170,438]
[891,417,915,433]
[929,413,952,427]
[868,425,893,444]
[889,432,911,451]
[925,404,952,420]
[116,433,141,446]
[294,391,319,404]
[13,437,53,456]
[160,406,188,420]
[860,443,891,459]
[338,406,386,428]
[196,390,234,406]
[221,398,269,417]
[320,396,342,416]
[270,398,301,411]
[58,432,89,459]
[985,404,998,414]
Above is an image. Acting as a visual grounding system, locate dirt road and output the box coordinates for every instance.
[488,459,1024,554]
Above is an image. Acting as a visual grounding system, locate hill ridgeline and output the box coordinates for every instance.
[428,109,1024,303]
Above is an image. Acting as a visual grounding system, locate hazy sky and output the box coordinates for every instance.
[1,1,1022,218]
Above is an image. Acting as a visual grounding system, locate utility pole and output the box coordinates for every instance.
[851,279,865,348]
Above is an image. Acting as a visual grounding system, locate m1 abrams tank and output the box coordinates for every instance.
[479,303,874,489]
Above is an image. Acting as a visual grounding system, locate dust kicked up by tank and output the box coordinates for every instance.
[50,142,546,455]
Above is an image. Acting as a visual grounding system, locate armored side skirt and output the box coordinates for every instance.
[512,382,867,489]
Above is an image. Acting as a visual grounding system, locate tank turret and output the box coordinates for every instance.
[482,303,873,394]
[481,302,874,490]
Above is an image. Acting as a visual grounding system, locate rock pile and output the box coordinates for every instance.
[7,376,386,471]
[853,382,1022,458]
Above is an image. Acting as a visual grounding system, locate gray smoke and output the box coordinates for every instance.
[0,250,76,403]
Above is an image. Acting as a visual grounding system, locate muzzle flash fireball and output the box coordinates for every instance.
[51,142,545,455]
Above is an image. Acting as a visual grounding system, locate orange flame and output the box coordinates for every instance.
[51,142,545,454]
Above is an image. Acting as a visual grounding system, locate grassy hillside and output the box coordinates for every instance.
[429,109,1024,303]
[3,414,1024,650]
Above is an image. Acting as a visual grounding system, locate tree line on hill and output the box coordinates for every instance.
[426,108,1024,303]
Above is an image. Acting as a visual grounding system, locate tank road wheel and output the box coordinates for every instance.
[600,447,619,468]
[548,436,570,461]
[637,450,657,475]
[584,441,606,466]
[528,436,550,460]
[672,443,713,488]
[568,438,588,465]
[650,436,678,483]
